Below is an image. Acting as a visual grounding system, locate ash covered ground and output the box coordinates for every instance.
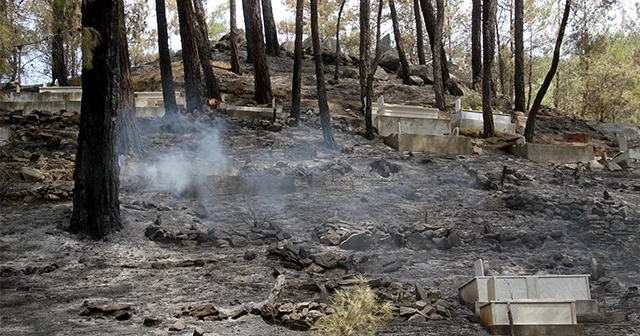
[2,50,640,335]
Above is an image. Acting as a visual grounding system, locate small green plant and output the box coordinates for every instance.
[312,278,393,336]
[460,91,482,110]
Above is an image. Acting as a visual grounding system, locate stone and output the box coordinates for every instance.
[397,64,433,84]
[193,327,206,336]
[447,229,462,247]
[590,258,605,281]
[415,284,429,301]
[409,76,424,86]
[169,321,186,331]
[378,51,400,71]
[342,68,358,79]
[373,66,390,81]
[20,167,44,182]
[399,306,418,316]
[143,317,163,327]
[104,303,130,313]
[408,314,427,322]
[436,304,450,317]
[588,159,604,171]
[191,304,218,319]
[244,251,257,261]
[474,259,485,276]
[607,162,622,171]
[114,310,131,321]
[303,263,325,273]
[313,251,341,269]
[339,233,372,251]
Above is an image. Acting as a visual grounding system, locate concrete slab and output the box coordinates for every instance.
[374,95,439,121]
[375,115,451,137]
[485,324,585,336]
[451,109,516,134]
[509,143,594,163]
[479,300,577,326]
[223,105,286,120]
[39,86,82,93]
[0,126,12,145]
[384,133,473,155]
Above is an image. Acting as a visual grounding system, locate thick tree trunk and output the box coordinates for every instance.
[433,0,445,110]
[471,0,482,90]
[514,0,525,111]
[496,22,506,96]
[310,0,337,149]
[364,0,384,140]
[247,0,272,104]
[51,0,67,86]
[261,0,280,56]
[419,0,451,86]
[289,0,304,125]
[155,0,179,116]
[333,0,346,81]
[229,0,241,74]
[389,0,411,85]
[524,0,571,141]
[359,0,372,139]
[176,0,204,113]
[241,0,254,63]
[482,0,496,137]
[193,0,221,100]
[413,0,426,65]
[71,0,128,239]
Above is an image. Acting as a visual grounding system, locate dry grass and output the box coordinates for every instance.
[312,278,393,336]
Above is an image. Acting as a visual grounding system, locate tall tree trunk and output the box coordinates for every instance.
[155,0,179,116]
[363,0,383,140]
[193,0,221,100]
[526,33,533,110]
[51,0,67,86]
[471,0,482,90]
[432,0,445,110]
[419,0,450,86]
[71,0,129,239]
[496,22,506,96]
[388,0,411,85]
[229,0,241,74]
[524,0,571,141]
[241,0,254,62]
[261,0,280,56]
[333,0,346,81]
[289,0,304,125]
[311,0,337,149]
[482,0,496,137]
[247,0,272,104]
[176,0,204,113]
[359,0,372,139]
[513,0,525,111]
[413,0,426,65]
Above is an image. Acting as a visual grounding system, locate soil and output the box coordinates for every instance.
[1,45,640,336]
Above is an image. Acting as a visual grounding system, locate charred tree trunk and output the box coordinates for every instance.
[51,0,67,86]
[333,0,346,81]
[496,21,506,96]
[193,0,221,100]
[241,0,254,62]
[514,0,525,111]
[289,0,304,125]
[359,0,372,139]
[261,0,280,56]
[364,0,384,140]
[229,0,241,74]
[524,0,571,141]
[471,0,482,90]
[176,0,204,113]
[310,0,337,149]
[247,0,272,104]
[155,0,179,116]
[482,0,496,137]
[71,0,129,239]
[432,0,445,110]
[419,0,450,86]
[413,0,426,65]
[388,0,411,85]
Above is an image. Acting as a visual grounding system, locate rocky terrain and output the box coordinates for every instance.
[1,46,640,336]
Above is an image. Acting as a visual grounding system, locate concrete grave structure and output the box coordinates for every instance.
[384,133,473,155]
[221,98,286,120]
[508,143,594,163]
[0,126,12,145]
[374,95,450,137]
[452,98,517,134]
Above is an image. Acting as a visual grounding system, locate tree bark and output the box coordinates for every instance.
[229,0,241,74]
[51,0,67,86]
[261,0,280,56]
[289,0,304,125]
[333,0,346,81]
[71,0,128,239]
[524,0,571,141]
[359,0,372,139]
[482,0,496,137]
[193,0,221,100]
[241,0,254,63]
[247,0,272,104]
[471,0,482,90]
[364,0,384,140]
[311,0,337,149]
[496,21,506,96]
[176,0,204,113]
[514,0,525,111]
[413,0,426,65]
[155,0,179,116]
[432,0,445,110]
[388,0,411,85]
[419,0,451,86]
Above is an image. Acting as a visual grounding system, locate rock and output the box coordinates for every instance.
[399,306,418,316]
[409,76,424,86]
[342,68,358,79]
[415,284,429,301]
[340,233,372,251]
[114,310,131,321]
[590,258,605,281]
[313,251,341,269]
[379,34,393,54]
[281,40,294,54]
[20,167,44,182]
[603,190,613,200]
[607,162,622,171]
[436,304,450,317]
[193,327,206,336]
[397,64,433,84]
[191,304,218,319]
[378,50,400,72]
[589,159,605,171]
[303,263,325,273]
[407,314,427,322]
[143,317,163,327]
[169,320,186,331]
[104,303,130,313]
[370,159,400,177]
[447,228,462,247]
[373,66,390,81]
[244,251,257,261]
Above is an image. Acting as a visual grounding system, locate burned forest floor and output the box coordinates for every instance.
[2,48,640,336]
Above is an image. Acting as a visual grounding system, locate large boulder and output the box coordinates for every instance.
[379,34,393,54]
[378,51,401,72]
[397,64,433,84]
[281,40,295,54]
[322,37,337,54]
[342,68,359,79]
[373,66,390,81]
